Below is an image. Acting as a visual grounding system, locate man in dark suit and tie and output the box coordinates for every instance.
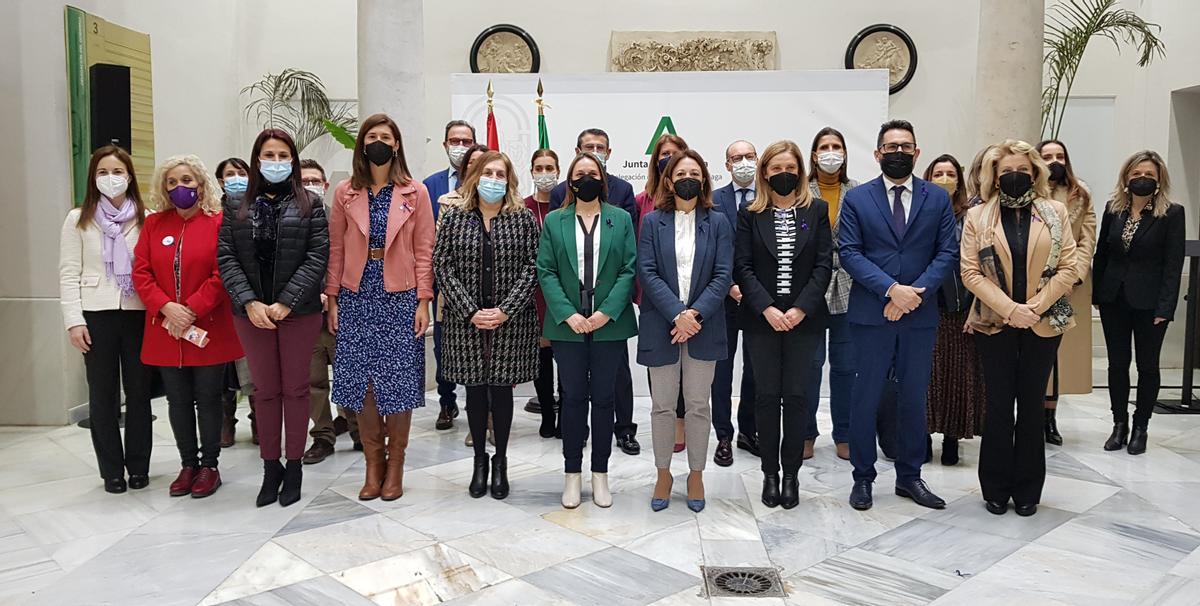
[549,128,642,456]
[422,119,477,430]
[708,140,760,467]
[837,120,958,511]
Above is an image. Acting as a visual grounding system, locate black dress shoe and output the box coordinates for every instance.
[985,499,1008,515]
[1044,408,1063,446]
[761,473,781,508]
[435,409,455,431]
[128,475,149,490]
[104,478,127,494]
[1127,426,1148,455]
[736,433,760,457]
[713,439,734,467]
[1014,503,1038,517]
[490,455,509,499]
[617,435,641,456]
[352,440,364,452]
[539,418,557,439]
[1104,422,1129,451]
[941,437,960,466]
[849,480,873,510]
[469,454,490,498]
[524,397,542,414]
[895,479,946,509]
[780,472,800,509]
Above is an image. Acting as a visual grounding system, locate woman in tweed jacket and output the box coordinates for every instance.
[434,151,540,500]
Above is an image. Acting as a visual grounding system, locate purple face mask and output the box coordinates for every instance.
[169,185,199,209]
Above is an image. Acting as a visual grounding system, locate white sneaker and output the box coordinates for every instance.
[562,473,582,509]
[592,473,612,508]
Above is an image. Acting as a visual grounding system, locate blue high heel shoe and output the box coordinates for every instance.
[687,498,705,513]
[651,497,670,511]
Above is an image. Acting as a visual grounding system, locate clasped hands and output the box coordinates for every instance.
[245,300,292,330]
[471,308,510,331]
[884,284,926,322]
[671,309,702,344]
[161,301,197,339]
[763,306,806,332]
[1005,303,1040,329]
[565,311,611,335]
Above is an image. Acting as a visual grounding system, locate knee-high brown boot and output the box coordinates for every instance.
[357,389,387,500]
[380,411,411,501]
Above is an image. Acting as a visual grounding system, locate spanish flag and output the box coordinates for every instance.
[486,81,499,151]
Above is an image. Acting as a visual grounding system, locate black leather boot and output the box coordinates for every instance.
[1104,422,1130,451]
[279,459,303,507]
[490,454,509,499]
[256,459,284,507]
[761,473,780,508]
[780,472,800,509]
[1127,426,1148,455]
[941,436,959,466]
[1045,408,1063,446]
[469,454,490,498]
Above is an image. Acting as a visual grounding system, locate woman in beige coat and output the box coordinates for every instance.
[961,139,1077,517]
[1036,139,1096,446]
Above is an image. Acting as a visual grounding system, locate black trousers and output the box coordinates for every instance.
[81,311,154,480]
[1100,297,1170,428]
[534,345,560,426]
[554,339,624,473]
[711,297,757,440]
[613,347,637,438]
[976,328,1061,505]
[745,328,821,475]
[466,384,514,458]
[160,364,226,469]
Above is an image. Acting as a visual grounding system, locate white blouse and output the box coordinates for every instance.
[674,209,697,304]
[574,212,602,286]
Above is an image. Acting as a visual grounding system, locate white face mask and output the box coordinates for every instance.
[533,173,558,193]
[95,174,129,199]
[447,145,468,169]
[817,151,845,174]
[303,184,325,198]
[730,159,756,186]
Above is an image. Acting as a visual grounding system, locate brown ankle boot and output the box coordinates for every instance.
[357,390,387,500]
[381,411,411,501]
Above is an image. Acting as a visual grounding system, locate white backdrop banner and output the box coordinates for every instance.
[448,70,889,197]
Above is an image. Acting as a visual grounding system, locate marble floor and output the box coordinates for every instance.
[4,369,1200,605]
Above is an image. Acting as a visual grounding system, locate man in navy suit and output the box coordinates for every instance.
[422,119,477,430]
[837,120,958,511]
[549,128,641,456]
[708,140,760,467]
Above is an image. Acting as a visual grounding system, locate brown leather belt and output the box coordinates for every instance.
[368,248,385,260]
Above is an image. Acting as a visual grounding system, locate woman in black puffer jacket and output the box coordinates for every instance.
[217,129,328,508]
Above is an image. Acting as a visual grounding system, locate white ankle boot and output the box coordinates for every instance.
[562,473,582,508]
[592,472,612,508]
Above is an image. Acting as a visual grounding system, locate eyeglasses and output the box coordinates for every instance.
[879,143,916,154]
[728,154,757,163]
[300,179,325,186]
[447,138,474,146]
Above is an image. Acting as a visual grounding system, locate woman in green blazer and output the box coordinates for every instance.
[537,152,638,509]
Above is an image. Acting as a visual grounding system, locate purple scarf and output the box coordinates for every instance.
[92,196,137,296]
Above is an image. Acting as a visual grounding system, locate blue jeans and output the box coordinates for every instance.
[805,313,854,443]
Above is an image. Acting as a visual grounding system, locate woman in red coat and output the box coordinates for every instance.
[134,155,243,499]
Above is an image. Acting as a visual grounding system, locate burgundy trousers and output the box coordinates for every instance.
[234,313,323,461]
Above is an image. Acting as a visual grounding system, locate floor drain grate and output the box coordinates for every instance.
[702,566,786,598]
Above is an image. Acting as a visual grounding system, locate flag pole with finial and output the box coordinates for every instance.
[535,78,551,150]
[485,79,499,151]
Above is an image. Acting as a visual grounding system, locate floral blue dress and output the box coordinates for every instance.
[332,184,426,415]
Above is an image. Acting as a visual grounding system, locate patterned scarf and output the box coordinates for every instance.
[251,195,281,242]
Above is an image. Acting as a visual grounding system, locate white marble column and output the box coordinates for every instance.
[973,0,1046,148]
[357,0,425,172]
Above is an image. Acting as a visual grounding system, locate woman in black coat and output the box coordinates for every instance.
[434,151,540,499]
[217,129,328,507]
[1094,149,1185,455]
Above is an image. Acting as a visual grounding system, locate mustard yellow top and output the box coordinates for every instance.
[817,172,841,226]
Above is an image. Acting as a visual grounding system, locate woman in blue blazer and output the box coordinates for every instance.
[638,150,733,513]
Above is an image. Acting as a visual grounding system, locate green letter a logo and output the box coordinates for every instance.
[645,116,677,155]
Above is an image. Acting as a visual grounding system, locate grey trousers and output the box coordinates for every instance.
[649,343,715,471]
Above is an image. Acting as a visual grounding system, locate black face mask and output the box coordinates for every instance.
[880,151,915,180]
[364,140,395,166]
[657,155,671,174]
[673,178,701,201]
[767,172,800,196]
[570,175,604,202]
[1048,162,1068,184]
[998,172,1033,198]
[1128,176,1158,197]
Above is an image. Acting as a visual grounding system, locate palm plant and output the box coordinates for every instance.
[1042,0,1164,139]
[242,68,357,151]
